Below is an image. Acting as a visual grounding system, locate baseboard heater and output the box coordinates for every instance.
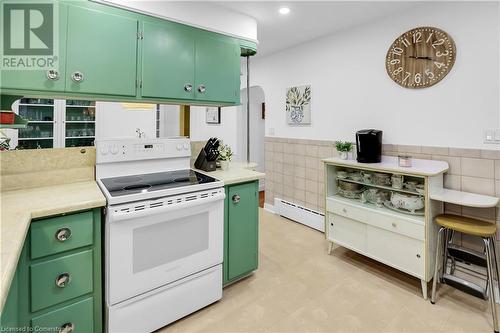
[274,198,324,232]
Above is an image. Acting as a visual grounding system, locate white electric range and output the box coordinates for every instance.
[96,137,225,333]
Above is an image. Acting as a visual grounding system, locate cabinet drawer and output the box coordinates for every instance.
[31,297,94,333]
[30,250,93,312]
[31,211,94,259]
[366,226,424,278]
[331,214,366,253]
[327,198,424,241]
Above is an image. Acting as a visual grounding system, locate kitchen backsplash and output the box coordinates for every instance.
[264,137,500,251]
[0,147,96,191]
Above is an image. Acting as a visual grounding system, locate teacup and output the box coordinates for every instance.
[361,172,373,184]
[391,174,404,189]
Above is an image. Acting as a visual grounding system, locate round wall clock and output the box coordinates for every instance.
[385,27,456,88]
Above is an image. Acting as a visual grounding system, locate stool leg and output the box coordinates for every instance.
[483,237,499,333]
[431,227,445,304]
[442,229,450,279]
[491,237,500,283]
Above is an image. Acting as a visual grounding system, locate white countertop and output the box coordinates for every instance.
[195,162,265,186]
[322,156,449,177]
[430,188,499,208]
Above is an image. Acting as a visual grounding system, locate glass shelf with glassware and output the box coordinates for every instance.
[16,98,56,149]
[64,100,95,147]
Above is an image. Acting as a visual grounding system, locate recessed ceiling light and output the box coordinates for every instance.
[279,7,290,15]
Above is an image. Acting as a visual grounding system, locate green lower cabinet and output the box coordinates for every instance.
[0,208,102,333]
[31,297,94,333]
[223,181,259,285]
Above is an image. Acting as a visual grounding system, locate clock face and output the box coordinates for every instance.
[386,27,456,88]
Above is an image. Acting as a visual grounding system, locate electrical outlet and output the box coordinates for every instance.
[484,129,500,144]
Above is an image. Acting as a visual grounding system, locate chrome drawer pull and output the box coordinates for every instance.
[46,69,60,81]
[71,71,84,83]
[342,208,347,214]
[391,223,397,228]
[197,84,206,93]
[184,83,193,92]
[59,322,75,333]
[55,272,71,288]
[55,228,72,242]
[232,194,241,203]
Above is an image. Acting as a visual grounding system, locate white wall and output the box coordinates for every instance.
[96,102,156,140]
[101,0,258,43]
[189,106,240,159]
[252,2,500,149]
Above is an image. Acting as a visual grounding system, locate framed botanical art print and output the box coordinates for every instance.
[206,107,221,124]
[286,85,311,125]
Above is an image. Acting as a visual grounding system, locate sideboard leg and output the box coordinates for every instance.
[421,279,428,300]
[327,241,334,255]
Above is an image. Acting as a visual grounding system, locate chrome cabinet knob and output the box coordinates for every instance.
[391,222,397,228]
[59,322,75,333]
[232,194,241,203]
[184,83,193,92]
[55,272,71,288]
[197,84,206,93]
[55,228,72,242]
[71,71,84,83]
[342,208,347,214]
[46,69,60,81]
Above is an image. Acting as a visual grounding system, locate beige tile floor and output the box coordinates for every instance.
[158,209,498,333]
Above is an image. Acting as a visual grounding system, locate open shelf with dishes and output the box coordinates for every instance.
[64,100,96,148]
[328,166,426,216]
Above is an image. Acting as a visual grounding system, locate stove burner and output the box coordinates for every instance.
[114,176,143,183]
[123,184,152,191]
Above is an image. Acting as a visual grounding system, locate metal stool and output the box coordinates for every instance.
[431,214,500,333]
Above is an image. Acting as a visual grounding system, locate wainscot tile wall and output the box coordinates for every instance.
[264,137,500,251]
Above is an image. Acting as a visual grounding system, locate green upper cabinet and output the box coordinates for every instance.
[0,2,68,93]
[194,33,240,104]
[141,20,195,100]
[65,3,138,97]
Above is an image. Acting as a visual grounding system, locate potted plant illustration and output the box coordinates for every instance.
[335,141,353,160]
[218,143,233,170]
[286,86,311,124]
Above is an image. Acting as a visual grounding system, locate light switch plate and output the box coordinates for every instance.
[484,128,500,144]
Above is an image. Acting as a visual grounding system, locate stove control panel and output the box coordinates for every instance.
[96,137,191,164]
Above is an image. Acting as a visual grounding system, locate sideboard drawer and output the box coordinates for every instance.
[31,297,94,333]
[366,225,424,278]
[331,214,366,253]
[328,198,424,241]
[31,211,94,259]
[30,250,93,312]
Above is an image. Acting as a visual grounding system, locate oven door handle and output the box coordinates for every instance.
[109,191,226,222]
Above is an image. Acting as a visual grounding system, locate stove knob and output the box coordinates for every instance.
[183,143,190,150]
[110,145,119,155]
[176,144,182,151]
[100,146,109,155]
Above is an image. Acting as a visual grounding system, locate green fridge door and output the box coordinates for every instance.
[0,2,68,93]
[141,20,195,100]
[65,3,138,96]
[227,181,259,281]
[194,33,240,103]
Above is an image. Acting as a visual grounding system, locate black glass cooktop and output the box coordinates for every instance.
[100,169,217,197]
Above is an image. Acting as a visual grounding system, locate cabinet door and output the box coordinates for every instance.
[65,4,138,96]
[227,182,258,281]
[141,20,195,100]
[195,33,240,103]
[0,2,67,92]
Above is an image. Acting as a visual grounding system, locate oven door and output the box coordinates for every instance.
[106,188,225,305]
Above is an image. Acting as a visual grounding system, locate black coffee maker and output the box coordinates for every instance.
[356,129,382,163]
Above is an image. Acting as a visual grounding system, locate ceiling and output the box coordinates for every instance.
[215,1,422,56]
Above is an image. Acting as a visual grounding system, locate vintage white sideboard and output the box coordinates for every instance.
[322,156,449,299]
